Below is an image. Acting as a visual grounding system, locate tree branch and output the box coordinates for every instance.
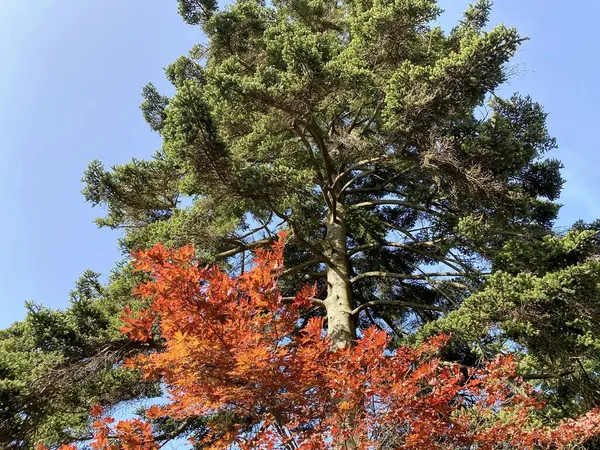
[306,119,335,189]
[338,169,377,195]
[383,241,476,276]
[332,155,391,188]
[521,370,575,381]
[232,213,274,240]
[351,199,444,217]
[215,237,278,260]
[280,258,323,277]
[346,102,365,134]
[360,99,384,136]
[351,300,447,317]
[350,271,474,284]
[294,123,334,209]
[281,297,326,308]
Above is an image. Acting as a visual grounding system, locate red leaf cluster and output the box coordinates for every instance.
[35,406,157,450]
[39,238,600,449]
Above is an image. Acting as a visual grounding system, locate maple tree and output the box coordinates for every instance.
[39,238,600,449]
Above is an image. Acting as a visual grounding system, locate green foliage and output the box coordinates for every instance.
[82,155,180,228]
[177,0,218,25]
[140,83,169,132]
[4,0,599,447]
[79,0,577,420]
[420,226,600,415]
[0,268,158,449]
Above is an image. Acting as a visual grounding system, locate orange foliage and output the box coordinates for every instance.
[38,237,600,449]
[36,406,157,450]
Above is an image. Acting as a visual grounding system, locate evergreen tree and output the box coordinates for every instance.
[0,269,159,448]
[3,0,600,447]
[83,0,560,352]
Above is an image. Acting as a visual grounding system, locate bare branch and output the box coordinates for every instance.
[347,243,377,256]
[215,237,278,260]
[351,300,447,317]
[339,168,377,194]
[306,119,335,188]
[350,271,474,284]
[383,241,475,276]
[347,102,365,134]
[280,258,323,277]
[521,370,575,381]
[360,99,384,136]
[294,123,334,211]
[333,155,391,188]
[345,187,406,196]
[233,213,274,240]
[351,199,444,217]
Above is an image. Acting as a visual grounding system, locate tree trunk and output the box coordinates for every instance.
[324,200,359,449]
[324,202,355,349]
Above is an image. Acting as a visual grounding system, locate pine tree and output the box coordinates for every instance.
[4,0,600,447]
[83,0,560,351]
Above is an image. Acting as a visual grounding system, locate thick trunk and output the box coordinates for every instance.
[323,201,359,449]
[324,203,355,350]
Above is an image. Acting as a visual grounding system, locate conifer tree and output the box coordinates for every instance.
[83,0,561,352]
[4,0,600,447]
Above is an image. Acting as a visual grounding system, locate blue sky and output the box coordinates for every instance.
[1,0,599,329]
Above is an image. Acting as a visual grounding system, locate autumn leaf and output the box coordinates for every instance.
[57,239,600,450]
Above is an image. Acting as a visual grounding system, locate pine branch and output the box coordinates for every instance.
[350,271,475,284]
[351,300,447,317]
[215,237,278,260]
[332,155,391,188]
[350,199,445,217]
[294,123,334,211]
[521,370,575,381]
[280,258,323,277]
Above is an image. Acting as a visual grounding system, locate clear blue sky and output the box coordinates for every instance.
[1,1,599,329]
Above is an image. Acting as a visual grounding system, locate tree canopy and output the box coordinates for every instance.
[3,0,600,448]
[33,241,600,448]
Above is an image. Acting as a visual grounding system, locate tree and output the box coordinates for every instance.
[36,240,600,449]
[81,0,600,410]
[84,0,560,353]
[0,269,160,449]
[4,0,600,447]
